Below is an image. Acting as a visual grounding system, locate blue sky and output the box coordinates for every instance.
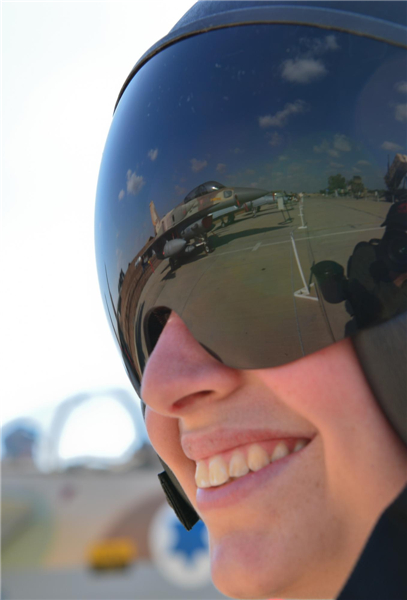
[95,24,407,292]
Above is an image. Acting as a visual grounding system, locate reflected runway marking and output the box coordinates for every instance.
[304,226,382,242]
[217,226,382,257]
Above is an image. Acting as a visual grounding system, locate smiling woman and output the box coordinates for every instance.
[95,2,407,599]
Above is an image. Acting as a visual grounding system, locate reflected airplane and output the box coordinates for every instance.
[214,191,291,226]
[148,181,269,268]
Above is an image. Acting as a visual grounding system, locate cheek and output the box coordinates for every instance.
[144,408,197,503]
[258,339,407,513]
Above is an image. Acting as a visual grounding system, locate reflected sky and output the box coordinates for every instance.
[96,24,406,297]
[95,23,406,377]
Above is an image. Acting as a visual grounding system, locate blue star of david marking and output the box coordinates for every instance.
[170,520,208,563]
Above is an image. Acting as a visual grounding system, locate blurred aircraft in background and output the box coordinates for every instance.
[2,389,225,600]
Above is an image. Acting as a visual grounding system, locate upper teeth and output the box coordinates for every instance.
[195,440,308,489]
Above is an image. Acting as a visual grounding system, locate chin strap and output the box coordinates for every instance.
[157,459,200,531]
[352,312,407,446]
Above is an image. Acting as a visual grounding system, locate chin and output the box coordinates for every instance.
[208,529,340,600]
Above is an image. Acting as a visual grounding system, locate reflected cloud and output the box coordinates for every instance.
[190,158,208,172]
[267,131,284,146]
[281,58,327,84]
[314,134,351,157]
[382,141,403,151]
[259,99,309,128]
[395,81,407,94]
[333,134,352,152]
[118,189,125,201]
[395,103,407,122]
[126,169,145,195]
[280,34,340,84]
[148,148,158,161]
[324,35,340,51]
[299,33,340,55]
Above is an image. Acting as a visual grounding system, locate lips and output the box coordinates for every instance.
[181,427,311,462]
[195,439,309,488]
[181,428,313,489]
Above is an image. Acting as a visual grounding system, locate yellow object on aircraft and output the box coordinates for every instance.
[87,537,137,570]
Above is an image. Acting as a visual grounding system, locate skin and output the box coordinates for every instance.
[141,312,407,600]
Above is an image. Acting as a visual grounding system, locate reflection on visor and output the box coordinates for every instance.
[95,24,407,389]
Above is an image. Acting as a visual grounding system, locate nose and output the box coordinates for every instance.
[141,312,242,417]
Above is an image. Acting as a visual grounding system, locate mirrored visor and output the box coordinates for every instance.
[95,23,407,390]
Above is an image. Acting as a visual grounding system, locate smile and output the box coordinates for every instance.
[195,439,310,489]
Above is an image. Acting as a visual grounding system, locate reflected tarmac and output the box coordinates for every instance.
[120,195,396,371]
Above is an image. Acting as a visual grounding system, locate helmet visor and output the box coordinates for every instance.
[95,23,407,390]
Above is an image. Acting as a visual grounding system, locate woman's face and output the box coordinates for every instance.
[141,312,407,600]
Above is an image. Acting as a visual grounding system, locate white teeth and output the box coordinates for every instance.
[247,444,270,472]
[293,439,307,452]
[195,439,309,488]
[271,441,289,462]
[208,456,229,487]
[195,461,211,488]
[229,451,250,478]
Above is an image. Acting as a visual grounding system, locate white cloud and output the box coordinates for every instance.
[395,81,407,94]
[216,163,227,174]
[395,103,407,122]
[314,134,351,156]
[278,155,289,161]
[126,169,145,195]
[268,131,283,146]
[259,100,309,128]
[330,162,344,168]
[333,134,351,152]
[352,167,361,172]
[382,141,403,151]
[357,160,370,166]
[281,58,327,84]
[148,148,158,161]
[324,35,339,51]
[328,149,340,157]
[313,140,330,154]
[299,34,340,56]
[190,158,207,172]
[118,189,125,201]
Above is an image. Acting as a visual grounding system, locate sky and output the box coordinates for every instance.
[2,3,406,465]
[95,23,406,306]
[1,1,195,463]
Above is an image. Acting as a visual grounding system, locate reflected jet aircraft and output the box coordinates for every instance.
[212,191,292,227]
[147,181,269,268]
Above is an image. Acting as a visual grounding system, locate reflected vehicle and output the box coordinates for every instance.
[148,181,269,269]
[95,22,407,385]
[312,200,407,335]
